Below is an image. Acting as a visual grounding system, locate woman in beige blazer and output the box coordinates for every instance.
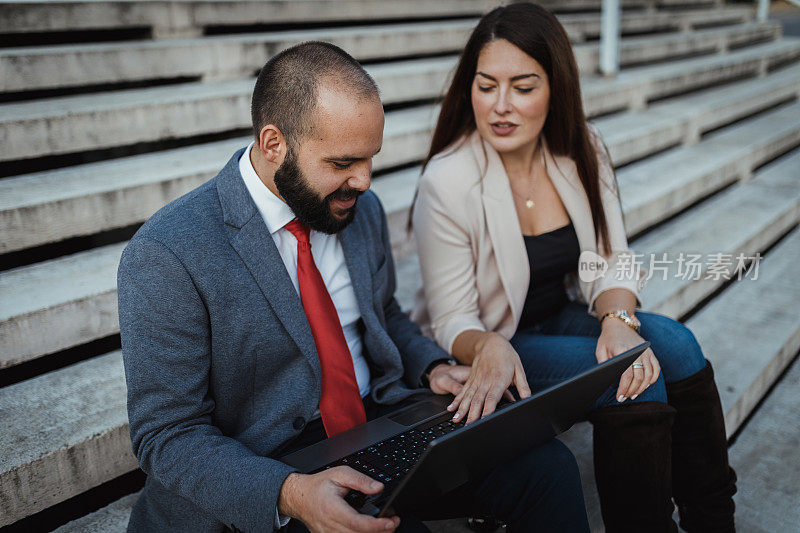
[411,4,736,531]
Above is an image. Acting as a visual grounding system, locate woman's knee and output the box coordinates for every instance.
[629,371,668,404]
[637,312,707,382]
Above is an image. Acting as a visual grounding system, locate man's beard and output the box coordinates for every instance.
[273,148,363,234]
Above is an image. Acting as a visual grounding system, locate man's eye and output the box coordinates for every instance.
[332,162,352,169]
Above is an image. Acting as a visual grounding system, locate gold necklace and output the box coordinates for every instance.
[509,146,544,209]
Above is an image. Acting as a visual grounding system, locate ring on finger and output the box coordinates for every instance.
[632,362,644,369]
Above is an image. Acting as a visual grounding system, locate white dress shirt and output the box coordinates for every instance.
[240,142,371,529]
[239,142,371,398]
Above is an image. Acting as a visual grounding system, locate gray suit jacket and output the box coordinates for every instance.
[118,148,448,532]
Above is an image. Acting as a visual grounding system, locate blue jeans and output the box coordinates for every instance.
[510,301,708,410]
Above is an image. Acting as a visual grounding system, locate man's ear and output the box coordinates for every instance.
[257,124,287,166]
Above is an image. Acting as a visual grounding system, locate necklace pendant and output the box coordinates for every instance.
[525,199,534,209]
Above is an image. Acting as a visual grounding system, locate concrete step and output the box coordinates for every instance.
[602,35,800,106]
[577,18,778,73]
[635,148,800,320]
[0,242,126,369]
[565,6,752,40]
[683,152,800,437]
[618,99,800,235]
[53,492,140,533]
[594,61,800,165]
[728,349,800,532]
[0,23,785,163]
[4,77,799,367]
[0,7,753,93]
[3,0,683,39]
[0,56,452,162]
[4,45,799,255]
[0,19,480,93]
[0,161,418,369]
[0,350,137,527]
[0,1,498,39]
[0,103,438,254]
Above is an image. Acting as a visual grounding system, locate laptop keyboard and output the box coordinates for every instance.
[326,416,465,509]
[327,400,514,513]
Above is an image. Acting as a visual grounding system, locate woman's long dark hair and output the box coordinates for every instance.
[420,2,613,255]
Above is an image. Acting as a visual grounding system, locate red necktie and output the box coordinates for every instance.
[284,219,366,437]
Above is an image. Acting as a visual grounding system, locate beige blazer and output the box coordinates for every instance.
[411,127,644,354]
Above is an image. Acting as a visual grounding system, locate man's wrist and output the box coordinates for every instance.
[277,472,304,519]
[421,358,456,387]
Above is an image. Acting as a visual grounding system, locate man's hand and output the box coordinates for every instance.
[277,468,400,532]
[447,333,531,424]
[427,362,471,396]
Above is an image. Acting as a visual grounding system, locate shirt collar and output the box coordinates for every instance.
[239,141,296,234]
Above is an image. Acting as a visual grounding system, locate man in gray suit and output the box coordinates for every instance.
[118,42,589,533]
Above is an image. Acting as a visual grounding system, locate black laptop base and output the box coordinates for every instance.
[282,342,651,517]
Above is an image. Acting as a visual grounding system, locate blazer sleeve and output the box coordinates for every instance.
[118,236,296,533]
[412,170,486,354]
[586,123,645,316]
[371,195,451,386]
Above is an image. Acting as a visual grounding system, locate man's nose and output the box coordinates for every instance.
[349,163,371,191]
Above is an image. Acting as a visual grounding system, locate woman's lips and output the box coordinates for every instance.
[491,123,518,136]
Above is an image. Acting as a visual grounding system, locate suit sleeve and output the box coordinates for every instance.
[370,197,451,386]
[412,171,486,354]
[118,236,296,533]
[586,123,645,316]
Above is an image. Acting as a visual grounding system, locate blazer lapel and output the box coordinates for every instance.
[543,141,597,255]
[338,218,374,327]
[216,152,321,383]
[472,133,530,325]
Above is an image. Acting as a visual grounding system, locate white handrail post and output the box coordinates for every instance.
[757,0,769,22]
[600,0,621,77]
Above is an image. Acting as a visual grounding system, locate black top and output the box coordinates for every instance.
[517,222,581,330]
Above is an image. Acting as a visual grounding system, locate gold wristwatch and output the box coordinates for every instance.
[600,309,641,333]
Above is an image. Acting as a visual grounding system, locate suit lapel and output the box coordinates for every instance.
[338,218,374,325]
[217,151,321,383]
[472,133,530,325]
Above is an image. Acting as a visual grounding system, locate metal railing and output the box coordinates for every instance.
[600,0,621,76]
[599,0,799,75]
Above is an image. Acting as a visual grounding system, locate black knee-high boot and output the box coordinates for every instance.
[667,360,737,532]
[587,401,678,533]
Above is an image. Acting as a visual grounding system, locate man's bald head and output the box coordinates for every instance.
[251,42,380,147]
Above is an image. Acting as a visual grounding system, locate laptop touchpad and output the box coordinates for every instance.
[389,400,446,426]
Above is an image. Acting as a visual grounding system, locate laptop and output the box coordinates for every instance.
[281,341,650,517]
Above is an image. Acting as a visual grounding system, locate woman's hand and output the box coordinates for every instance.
[596,318,660,402]
[448,332,532,424]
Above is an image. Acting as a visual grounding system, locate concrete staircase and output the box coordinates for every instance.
[1,0,799,530]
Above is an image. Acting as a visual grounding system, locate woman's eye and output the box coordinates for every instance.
[478,85,494,92]
[516,87,534,93]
